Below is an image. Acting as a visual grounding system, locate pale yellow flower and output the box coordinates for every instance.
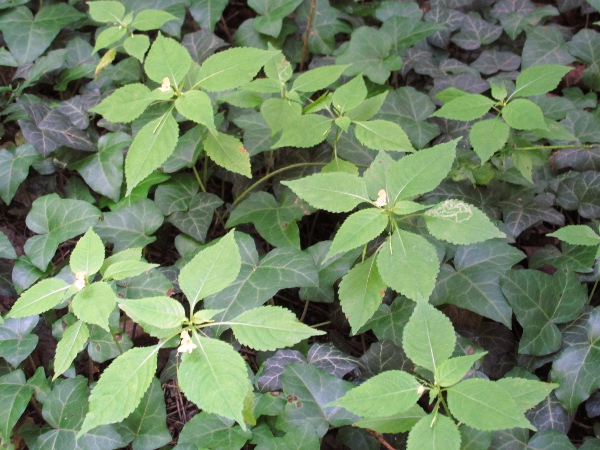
[74,272,86,291]
[374,189,388,207]
[158,77,171,92]
[417,385,426,395]
[177,330,197,353]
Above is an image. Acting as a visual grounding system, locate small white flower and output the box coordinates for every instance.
[158,77,171,92]
[177,330,197,354]
[74,272,86,291]
[374,189,388,207]
[417,385,426,395]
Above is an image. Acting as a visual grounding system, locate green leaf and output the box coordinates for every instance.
[118,296,185,338]
[261,98,302,135]
[548,225,600,246]
[125,112,179,195]
[175,90,215,130]
[53,321,89,381]
[346,92,388,122]
[176,411,251,450]
[179,231,241,311]
[292,65,349,92]
[204,131,251,177]
[188,0,227,30]
[0,317,39,367]
[25,194,102,271]
[424,200,504,245]
[469,119,510,163]
[78,345,160,437]
[123,34,150,62]
[431,94,495,122]
[386,140,457,204]
[330,370,420,418]
[407,414,460,450]
[328,208,388,258]
[196,47,278,91]
[0,231,16,260]
[88,1,125,23]
[70,228,105,277]
[93,26,126,52]
[91,84,157,124]
[0,144,41,205]
[502,99,547,130]
[495,378,558,411]
[331,76,367,114]
[501,270,587,355]
[435,353,486,387]
[522,27,575,69]
[169,193,224,242]
[377,229,440,301]
[229,306,324,351]
[447,379,535,431]
[249,0,303,37]
[354,404,426,434]
[71,281,117,332]
[339,255,386,333]
[354,120,414,153]
[282,172,370,213]
[0,370,33,443]
[512,65,572,98]
[102,261,159,281]
[144,33,192,86]
[7,278,69,318]
[273,114,332,149]
[179,333,252,427]
[402,301,455,373]
[131,10,177,31]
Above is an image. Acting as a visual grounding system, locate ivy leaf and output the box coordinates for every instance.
[0,231,16,260]
[179,334,252,427]
[91,84,157,124]
[179,231,241,312]
[406,414,461,450]
[377,229,440,301]
[229,306,325,351]
[328,209,388,258]
[451,13,502,50]
[296,0,350,55]
[0,317,39,367]
[175,90,215,130]
[330,370,420,418]
[144,33,192,86]
[0,144,41,205]
[118,296,185,338]
[354,120,414,153]
[402,301,455,373]
[273,114,332,149]
[69,228,105,277]
[169,192,224,243]
[431,94,495,122]
[0,370,33,443]
[447,379,535,431]
[53,321,89,381]
[188,0,227,30]
[176,411,251,449]
[7,278,70,318]
[512,65,572,98]
[125,112,179,195]
[72,282,117,332]
[307,343,359,378]
[568,30,600,91]
[204,131,251,177]
[501,193,564,238]
[282,172,370,213]
[548,225,600,246]
[424,200,504,245]
[501,270,587,355]
[469,119,510,163]
[521,27,575,69]
[78,345,160,437]
[249,0,303,37]
[502,99,548,130]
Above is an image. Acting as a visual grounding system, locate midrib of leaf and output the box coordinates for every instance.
[12,284,69,316]
[505,277,552,322]
[454,270,508,320]
[451,388,521,422]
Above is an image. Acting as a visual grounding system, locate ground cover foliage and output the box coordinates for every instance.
[0,0,600,448]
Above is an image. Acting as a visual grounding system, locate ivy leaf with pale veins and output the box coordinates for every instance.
[0,370,33,444]
[501,192,564,238]
[556,171,600,220]
[451,13,502,50]
[249,0,303,37]
[567,30,600,91]
[175,411,251,450]
[307,343,360,379]
[169,192,224,243]
[257,349,306,392]
[0,144,41,205]
[296,0,351,55]
[501,270,587,355]
[188,0,227,31]
[0,316,39,367]
[521,27,575,69]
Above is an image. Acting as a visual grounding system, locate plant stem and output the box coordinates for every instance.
[310,321,331,328]
[232,162,328,206]
[112,333,124,355]
[514,144,599,151]
[589,276,600,303]
[192,165,206,192]
[299,0,317,71]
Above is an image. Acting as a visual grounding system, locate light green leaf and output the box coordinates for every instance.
[332,76,367,113]
[102,261,159,281]
[330,370,420,418]
[282,172,370,213]
[204,131,251,177]
[512,65,572,98]
[178,334,252,427]
[346,92,388,122]
[548,225,600,246]
[91,84,156,124]
[144,33,192,86]
[71,281,116,332]
[386,140,457,204]
[469,119,510,163]
[424,200,504,245]
[377,229,440,301]
[131,10,177,31]
[196,47,278,91]
[0,370,33,443]
[354,120,415,152]
[125,112,179,195]
[93,26,126,52]
[328,208,388,258]
[118,296,185,337]
[123,34,150,62]
[272,114,332,149]
[175,90,215,130]
[249,0,303,37]
[495,378,558,411]
[431,94,495,122]
[70,228,105,277]
[402,301,455,373]
[502,99,548,130]
[7,278,69,318]
[292,65,350,92]
[88,1,125,23]
[0,144,41,205]
[447,379,536,431]
[435,353,486,387]
[406,414,461,450]
[228,306,324,351]
[78,345,160,437]
[339,255,386,333]
[260,98,302,135]
[179,231,241,311]
[53,321,89,381]
[354,404,426,434]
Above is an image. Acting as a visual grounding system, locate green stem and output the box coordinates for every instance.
[232,162,328,206]
[439,393,454,421]
[589,276,600,303]
[514,144,599,151]
[310,321,331,328]
[192,165,206,192]
[111,333,124,355]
